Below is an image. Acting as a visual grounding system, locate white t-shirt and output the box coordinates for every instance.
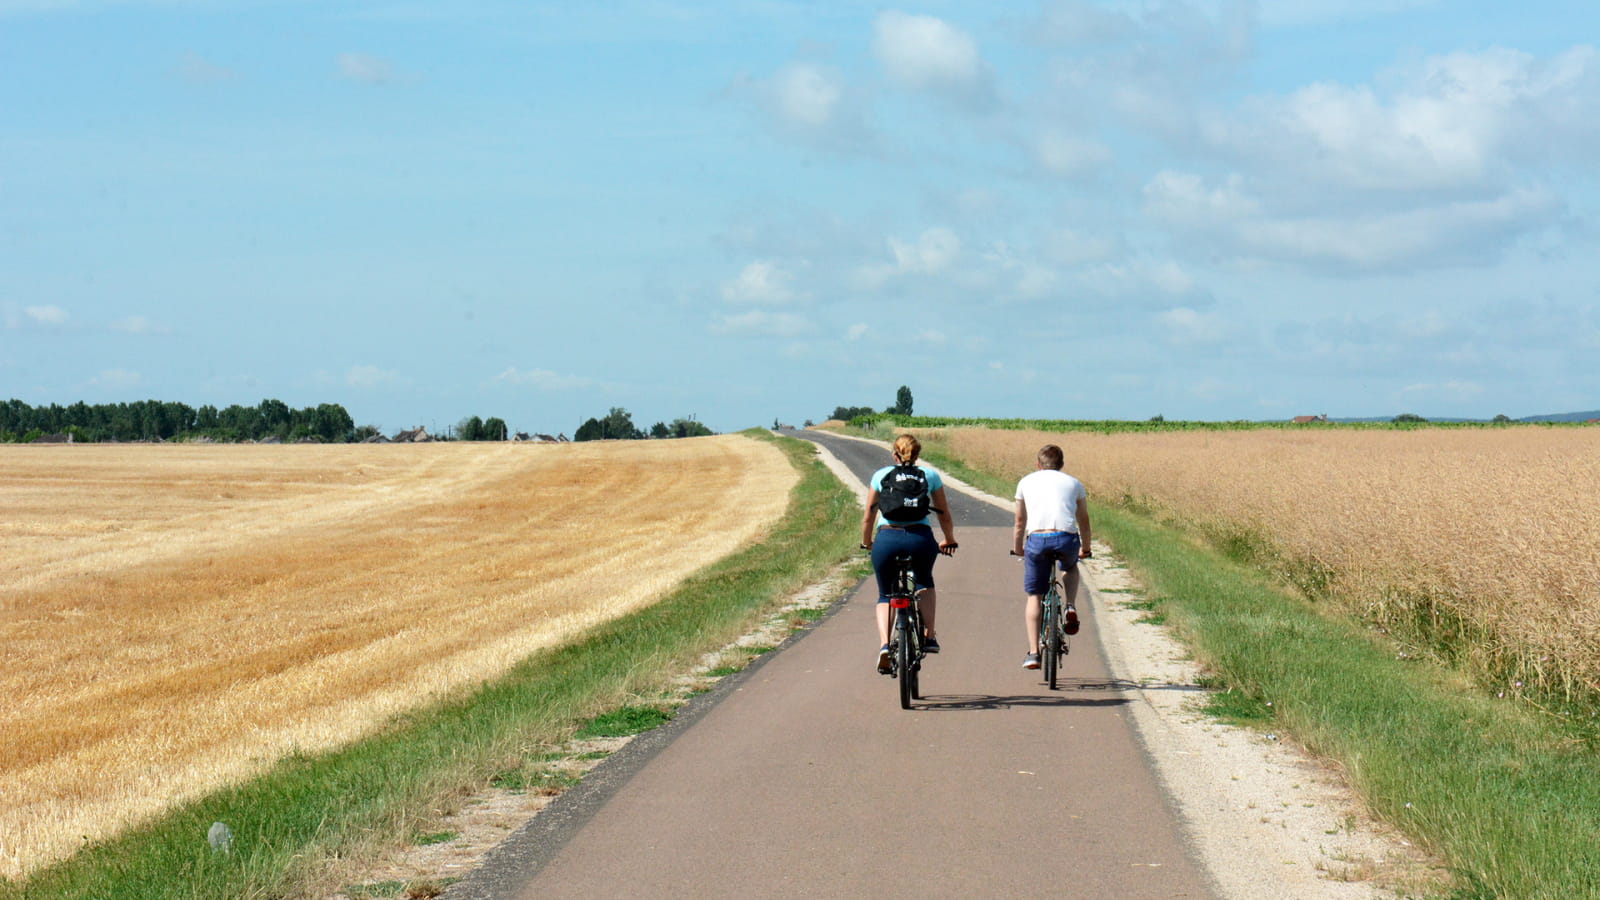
[1014,469,1086,533]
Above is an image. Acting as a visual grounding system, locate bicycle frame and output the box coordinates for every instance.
[885,553,923,709]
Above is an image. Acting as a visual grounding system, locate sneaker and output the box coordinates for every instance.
[1022,652,1040,670]
[877,645,893,674]
[1064,606,1080,635]
[923,635,941,654]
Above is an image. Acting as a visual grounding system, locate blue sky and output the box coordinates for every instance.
[3,1,1597,434]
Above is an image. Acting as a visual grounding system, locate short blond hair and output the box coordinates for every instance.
[892,434,921,464]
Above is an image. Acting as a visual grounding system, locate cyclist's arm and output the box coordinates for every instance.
[1012,497,1027,556]
[931,486,956,551]
[861,488,879,549]
[1076,496,1092,558]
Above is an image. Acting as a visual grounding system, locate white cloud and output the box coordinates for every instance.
[711,310,812,338]
[889,227,961,274]
[24,305,67,326]
[491,367,595,390]
[845,323,869,341]
[774,62,844,130]
[1144,171,1563,271]
[1212,47,1600,192]
[337,53,396,85]
[1159,307,1228,345]
[1074,258,1207,307]
[111,315,168,335]
[734,58,872,149]
[721,260,803,306]
[873,10,996,110]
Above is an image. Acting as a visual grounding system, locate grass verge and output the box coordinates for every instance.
[5,430,860,900]
[915,433,1600,899]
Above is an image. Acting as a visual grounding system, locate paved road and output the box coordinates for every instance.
[448,430,1217,899]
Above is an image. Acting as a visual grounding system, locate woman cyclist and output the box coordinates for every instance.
[860,434,958,673]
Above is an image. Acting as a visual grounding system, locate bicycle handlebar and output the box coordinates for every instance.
[860,542,959,555]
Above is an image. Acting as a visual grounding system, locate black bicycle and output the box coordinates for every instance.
[883,552,924,709]
[1012,550,1075,690]
[869,544,956,709]
[1038,557,1070,690]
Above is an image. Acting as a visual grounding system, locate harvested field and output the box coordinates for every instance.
[0,436,795,880]
[939,426,1600,699]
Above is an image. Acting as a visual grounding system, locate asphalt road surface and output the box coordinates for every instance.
[448,430,1217,899]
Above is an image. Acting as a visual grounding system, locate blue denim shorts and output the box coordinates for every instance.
[871,525,938,602]
[1023,531,1081,595]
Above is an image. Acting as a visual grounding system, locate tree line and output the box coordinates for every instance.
[0,398,360,444]
[831,385,914,423]
[573,407,713,441]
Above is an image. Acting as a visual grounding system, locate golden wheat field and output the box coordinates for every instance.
[0,435,795,880]
[944,426,1600,696]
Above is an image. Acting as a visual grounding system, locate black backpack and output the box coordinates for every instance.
[877,464,934,522]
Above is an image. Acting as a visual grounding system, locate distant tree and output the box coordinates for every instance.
[831,405,877,422]
[353,424,381,442]
[1492,414,1513,424]
[1149,414,1166,423]
[894,385,913,416]
[457,415,485,441]
[575,417,604,442]
[650,421,671,439]
[1393,413,1428,424]
[670,417,713,438]
[482,417,508,441]
[601,407,641,440]
[312,403,354,442]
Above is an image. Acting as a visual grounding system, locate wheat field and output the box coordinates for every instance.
[942,426,1600,698]
[0,436,795,880]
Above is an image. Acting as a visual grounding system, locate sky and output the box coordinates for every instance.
[3,0,1598,435]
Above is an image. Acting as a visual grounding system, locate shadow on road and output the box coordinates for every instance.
[909,693,1128,711]
[905,677,1208,712]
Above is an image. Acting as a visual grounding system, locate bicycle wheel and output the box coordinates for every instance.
[907,608,922,701]
[896,610,915,709]
[1042,583,1061,690]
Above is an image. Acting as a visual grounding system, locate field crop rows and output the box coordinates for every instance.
[0,437,795,881]
[940,426,1600,703]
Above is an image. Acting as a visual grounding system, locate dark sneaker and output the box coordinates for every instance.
[1022,652,1040,670]
[877,645,893,674]
[923,635,941,654]
[1064,606,1080,635]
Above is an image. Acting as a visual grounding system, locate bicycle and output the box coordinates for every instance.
[1039,557,1070,690]
[1012,550,1074,690]
[867,543,956,709]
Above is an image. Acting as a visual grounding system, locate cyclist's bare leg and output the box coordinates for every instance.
[1023,593,1043,653]
[876,602,891,646]
[919,587,937,638]
[1061,565,1081,608]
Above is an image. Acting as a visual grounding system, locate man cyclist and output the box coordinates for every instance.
[861,434,958,673]
[1012,444,1091,669]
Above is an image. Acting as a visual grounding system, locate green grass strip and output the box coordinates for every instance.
[7,430,860,900]
[918,437,1600,899]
